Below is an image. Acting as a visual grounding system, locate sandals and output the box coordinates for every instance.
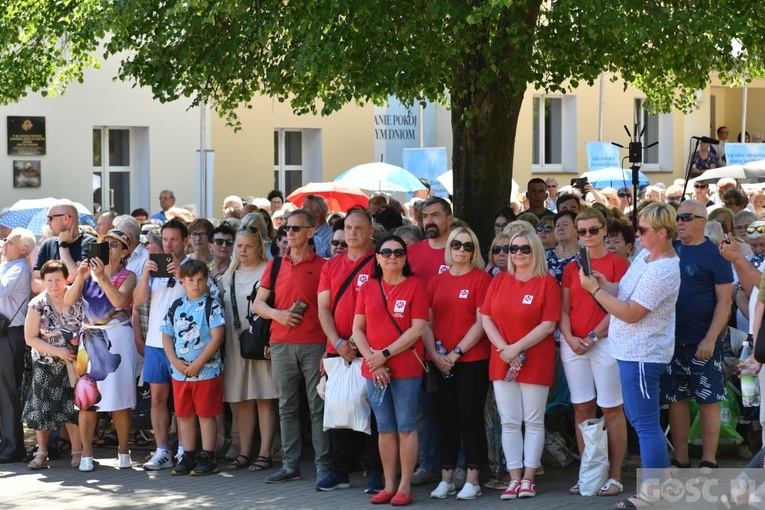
[719,492,757,510]
[598,478,624,497]
[28,451,48,470]
[71,450,82,468]
[226,455,250,471]
[569,481,581,495]
[613,494,655,509]
[249,455,273,472]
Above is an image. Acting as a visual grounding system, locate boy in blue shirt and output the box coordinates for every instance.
[161,259,225,476]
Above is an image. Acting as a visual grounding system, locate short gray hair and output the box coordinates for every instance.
[113,215,141,246]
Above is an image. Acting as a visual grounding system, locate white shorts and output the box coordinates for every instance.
[560,336,623,408]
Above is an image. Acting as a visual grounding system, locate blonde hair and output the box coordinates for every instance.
[639,202,677,239]
[507,229,548,277]
[445,226,485,269]
[221,230,268,287]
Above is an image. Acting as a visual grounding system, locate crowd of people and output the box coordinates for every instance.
[0,174,764,508]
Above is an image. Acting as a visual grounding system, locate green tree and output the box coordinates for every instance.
[4,0,764,241]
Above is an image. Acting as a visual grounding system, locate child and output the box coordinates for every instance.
[161,259,225,476]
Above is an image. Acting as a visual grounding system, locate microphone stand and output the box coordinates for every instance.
[680,138,702,202]
[613,124,658,231]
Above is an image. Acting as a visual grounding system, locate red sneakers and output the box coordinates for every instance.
[518,479,537,498]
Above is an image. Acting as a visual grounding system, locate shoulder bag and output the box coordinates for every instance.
[234,257,281,360]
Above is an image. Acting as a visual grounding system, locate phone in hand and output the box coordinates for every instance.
[579,247,592,277]
[290,300,309,316]
[85,242,110,265]
[149,254,173,278]
[571,178,589,193]
[721,222,731,244]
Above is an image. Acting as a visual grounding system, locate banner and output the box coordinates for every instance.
[586,142,621,171]
[725,143,765,166]
[374,96,435,167]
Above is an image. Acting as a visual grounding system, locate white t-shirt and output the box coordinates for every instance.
[609,251,681,363]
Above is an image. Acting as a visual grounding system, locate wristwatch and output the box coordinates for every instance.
[588,332,600,344]
[58,241,70,249]
[453,346,464,357]
[382,348,392,359]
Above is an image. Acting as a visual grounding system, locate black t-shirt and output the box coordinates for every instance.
[34,232,96,270]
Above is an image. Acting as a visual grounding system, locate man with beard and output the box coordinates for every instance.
[405,196,453,486]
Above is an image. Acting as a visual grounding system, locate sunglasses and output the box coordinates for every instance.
[190,232,208,238]
[107,241,122,249]
[238,226,259,234]
[491,245,511,254]
[747,225,765,235]
[213,238,234,246]
[167,277,176,288]
[668,196,682,201]
[577,226,602,237]
[331,240,348,248]
[636,226,653,235]
[509,244,532,255]
[494,223,508,230]
[284,225,308,233]
[676,213,701,222]
[617,192,630,198]
[694,184,708,189]
[47,213,68,221]
[450,240,475,252]
[536,225,553,233]
[378,248,406,259]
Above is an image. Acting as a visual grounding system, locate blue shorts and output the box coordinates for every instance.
[660,343,726,404]
[143,346,172,385]
[366,376,420,434]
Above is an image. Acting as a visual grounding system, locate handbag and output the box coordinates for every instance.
[0,299,25,336]
[233,257,281,360]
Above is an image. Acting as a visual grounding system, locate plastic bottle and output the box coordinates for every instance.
[435,340,453,379]
[370,383,387,407]
[504,352,527,382]
[740,340,760,417]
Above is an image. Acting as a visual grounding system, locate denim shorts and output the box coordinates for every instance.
[660,343,726,404]
[143,346,172,385]
[366,376,420,434]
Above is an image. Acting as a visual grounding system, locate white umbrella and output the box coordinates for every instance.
[688,164,765,185]
[334,162,426,193]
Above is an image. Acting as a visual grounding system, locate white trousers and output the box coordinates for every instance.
[493,380,549,470]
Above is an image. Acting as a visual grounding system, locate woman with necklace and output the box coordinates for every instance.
[547,211,580,284]
[220,226,277,472]
[580,202,680,509]
[353,234,428,507]
[560,209,629,497]
[66,229,137,472]
[424,227,492,501]
[23,260,84,470]
[482,229,560,500]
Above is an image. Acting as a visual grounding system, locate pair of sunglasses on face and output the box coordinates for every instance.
[492,244,531,255]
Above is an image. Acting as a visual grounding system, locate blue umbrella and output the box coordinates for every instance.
[0,198,96,235]
[334,162,427,193]
[581,167,650,189]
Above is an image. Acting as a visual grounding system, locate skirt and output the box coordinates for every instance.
[23,362,79,430]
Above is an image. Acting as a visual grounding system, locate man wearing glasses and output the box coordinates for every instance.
[32,200,95,293]
[151,189,176,223]
[663,200,733,472]
[253,209,330,485]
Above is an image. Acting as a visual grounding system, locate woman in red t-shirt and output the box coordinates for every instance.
[424,226,492,500]
[353,234,428,506]
[481,229,560,501]
[560,208,628,496]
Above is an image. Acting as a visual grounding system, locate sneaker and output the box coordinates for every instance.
[79,456,94,472]
[365,470,384,494]
[457,482,482,500]
[316,471,351,491]
[500,479,521,500]
[172,452,196,476]
[143,449,174,471]
[454,467,467,490]
[411,468,439,485]
[118,453,132,469]
[265,466,302,484]
[430,481,456,499]
[518,479,537,498]
[191,451,220,476]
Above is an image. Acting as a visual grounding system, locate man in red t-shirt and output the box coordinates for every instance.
[253,210,329,484]
[404,196,453,485]
[316,210,382,492]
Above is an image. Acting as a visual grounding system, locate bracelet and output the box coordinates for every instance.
[591,286,602,298]
[333,338,344,350]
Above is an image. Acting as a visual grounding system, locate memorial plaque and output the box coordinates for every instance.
[8,116,46,155]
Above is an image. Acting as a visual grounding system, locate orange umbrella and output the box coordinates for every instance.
[287,182,369,213]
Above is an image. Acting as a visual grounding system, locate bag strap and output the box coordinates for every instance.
[266,257,282,310]
[376,279,428,372]
[231,272,241,330]
[7,297,26,324]
[331,254,374,316]
[168,296,214,328]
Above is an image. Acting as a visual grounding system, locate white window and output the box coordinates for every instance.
[274,130,304,196]
[93,128,132,214]
[532,95,576,172]
[633,99,673,171]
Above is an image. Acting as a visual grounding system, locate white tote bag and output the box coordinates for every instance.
[578,417,610,496]
[322,357,371,435]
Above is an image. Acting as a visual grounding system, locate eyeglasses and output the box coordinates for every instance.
[449,240,475,252]
[331,240,348,248]
[636,226,653,235]
[378,248,406,259]
[536,225,553,233]
[491,245,510,254]
[213,238,234,246]
[494,223,508,230]
[747,225,765,235]
[668,196,682,201]
[47,213,68,221]
[190,232,208,238]
[284,225,308,233]
[676,213,702,222]
[509,244,532,255]
[617,192,630,198]
[167,277,176,288]
[694,184,708,189]
[238,226,259,234]
[577,226,603,237]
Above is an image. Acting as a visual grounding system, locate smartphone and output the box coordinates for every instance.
[85,242,110,265]
[149,253,173,278]
[721,223,731,244]
[579,246,592,276]
[290,300,309,316]
[571,178,588,192]
[60,328,74,342]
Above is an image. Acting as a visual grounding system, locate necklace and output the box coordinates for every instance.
[382,277,404,300]
[647,248,675,262]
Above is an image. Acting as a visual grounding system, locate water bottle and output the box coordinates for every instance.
[370,383,387,407]
[740,340,760,419]
[435,340,453,379]
[504,351,527,382]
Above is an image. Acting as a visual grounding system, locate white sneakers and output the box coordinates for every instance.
[79,456,94,472]
[430,481,456,499]
[457,482,482,500]
[118,453,132,469]
[142,449,174,471]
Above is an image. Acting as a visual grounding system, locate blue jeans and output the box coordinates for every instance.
[367,377,420,434]
[618,360,670,469]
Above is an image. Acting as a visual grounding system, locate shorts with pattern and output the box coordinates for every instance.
[660,342,726,404]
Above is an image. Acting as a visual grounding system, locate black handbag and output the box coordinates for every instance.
[233,257,281,360]
[0,300,25,336]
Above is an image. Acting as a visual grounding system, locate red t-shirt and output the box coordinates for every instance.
[482,273,561,385]
[407,240,449,285]
[561,251,629,338]
[427,268,492,362]
[260,251,327,344]
[318,251,375,354]
[355,276,429,379]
